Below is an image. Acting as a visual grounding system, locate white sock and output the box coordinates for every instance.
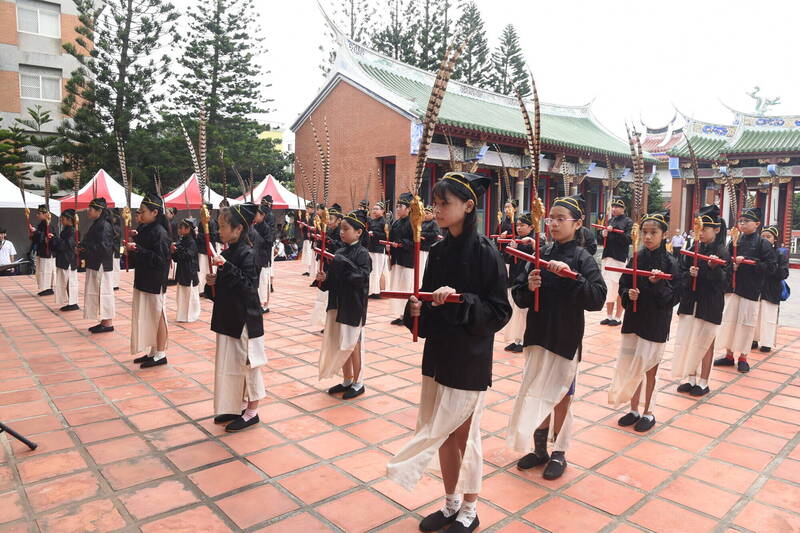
[241,401,248,411]
[342,378,353,387]
[607,314,614,321]
[630,410,640,417]
[148,347,157,356]
[153,350,166,362]
[242,408,258,421]
[455,500,477,527]
[642,413,654,421]
[351,382,363,391]
[688,375,697,386]
[441,494,462,518]
[698,378,708,388]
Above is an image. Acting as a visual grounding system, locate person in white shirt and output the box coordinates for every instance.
[0,227,18,273]
[670,230,686,258]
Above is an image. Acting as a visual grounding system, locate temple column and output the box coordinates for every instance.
[769,181,780,226]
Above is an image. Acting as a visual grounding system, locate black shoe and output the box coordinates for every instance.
[714,356,735,367]
[310,281,317,287]
[261,307,270,314]
[510,343,524,353]
[390,318,404,325]
[634,415,656,432]
[419,510,458,532]
[618,412,641,427]
[447,515,480,533]
[133,354,153,364]
[504,342,517,352]
[677,382,694,393]
[302,272,310,276]
[751,340,759,349]
[517,451,549,470]
[140,357,167,368]
[608,319,621,326]
[37,289,54,296]
[343,385,365,399]
[737,360,750,373]
[543,452,567,480]
[213,413,241,424]
[759,346,771,353]
[89,325,114,334]
[59,304,80,311]
[225,414,259,432]
[327,383,349,394]
[690,385,710,397]
[113,287,119,291]
[368,294,381,299]
[600,318,611,325]
[270,284,274,293]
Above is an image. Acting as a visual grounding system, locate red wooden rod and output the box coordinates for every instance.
[379,240,401,248]
[380,291,463,303]
[503,247,579,279]
[679,248,727,266]
[604,265,673,280]
[591,223,624,234]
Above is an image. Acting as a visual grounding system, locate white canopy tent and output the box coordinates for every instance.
[0,172,61,215]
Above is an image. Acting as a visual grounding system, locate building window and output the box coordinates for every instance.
[17,2,61,38]
[19,67,62,102]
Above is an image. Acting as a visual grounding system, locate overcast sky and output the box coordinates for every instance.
[174,0,800,137]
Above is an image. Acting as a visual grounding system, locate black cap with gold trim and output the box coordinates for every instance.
[641,211,670,232]
[88,197,107,210]
[440,172,492,202]
[611,197,626,209]
[552,195,586,219]
[142,192,165,213]
[741,207,761,223]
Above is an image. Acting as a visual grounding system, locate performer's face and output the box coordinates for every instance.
[61,216,72,227]
[546,205,580,243]
[432,190,472,231]
[641,221,665,251]
[396,204,409,218]
[340,219,362,244]
[254,211,265,223]
[504,203,514,216]
[139,206,158,224]
[218,214,242,243]
[612,206,624,217]
[516,222,532,236]
[737,218,759,235]
[700,226,719,244]
[371,206,384,218]
[37,212,47,221]
[761,231,776,245]
[178,225,190,236]
[88,207,101,220]
[424,211,434,221]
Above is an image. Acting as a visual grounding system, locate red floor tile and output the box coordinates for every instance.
[101,456,173,490]
[246,444,317,477]
[733,500,800,532]
[25,470,101,512]
[216,484,299,529]
[564,474,645,515]
[17,450,87,483]
[658,476,741,518]
[523,496,612,533]
[35,498,127,533]
[140,505,233,533]
[188,460,263,497]
[279,464,357,504]
[629,498,717,533]
[317,489,402,533]
[119,479,199,520]
[165,440,232,471]
[480,472,547,513]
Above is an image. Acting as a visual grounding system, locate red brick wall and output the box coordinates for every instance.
[0,2,17,46]
[0,70,20,113]
[294,80,416,210]
[60,13,82,52]
[670,177,684,232]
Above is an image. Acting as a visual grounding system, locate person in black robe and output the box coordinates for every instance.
[387,173,511,533]
[609,212,682,432]
[206,202,266,433]
[419,205,440,272]
[577,223,597,256]
[127,193,172,369]
[52,209,79,311]
[80,198,116,333]
[301,202,317,276]
[600,198,633,325]
[30,204,56,295]
[110,209,123,289]
[166,207,179,285]
[173,217,201,323]
[252,199,272,312]
[367,201,388,298]
[501,212,536,352]
[714,207,777,373]
[496,198,517,261]
[387,193,414,324]
[672,204,730,396]
[260,195,277,292]
[197,202,220,296]
[316,209,372,399]
[507,195,606,480]
[752,225,790,353]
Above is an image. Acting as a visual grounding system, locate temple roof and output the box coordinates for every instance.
[293,29,656,162]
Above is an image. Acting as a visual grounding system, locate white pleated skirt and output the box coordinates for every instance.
[419,250,429,274]
[318,310,365,382]
[388,264,414,316]
[302,240,314,272]
[601,257,626,304]
[607,333,666,407]
[368,252,387,295]
[387,376,485,494]
[83,265,115,320]
[112,257,121,287]
[258,266,271,305]
[501,288,527,344]
[754,299,779,349]
[507,346,578,454]
[175,283,200,323]
[671,314,719,379]
[54,266,78,306]
[718,293,759,355]
[130,288,167,355]
[214,329,266,415]
[36,256,55,291]
[310,289,328,329]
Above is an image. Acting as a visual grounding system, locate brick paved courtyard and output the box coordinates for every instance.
[0,260,799,533]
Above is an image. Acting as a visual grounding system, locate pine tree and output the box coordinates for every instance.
[15,106,62,196]
[371,0,418,65]
[647,174,665,213]
[415,0,452,72]
[172,0,268,124]
[453,2,490,87]
[60,0,178,179]
[489,24,530,96]
[0,122,32,186]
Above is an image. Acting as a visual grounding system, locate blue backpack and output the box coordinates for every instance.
[780,280,790,301]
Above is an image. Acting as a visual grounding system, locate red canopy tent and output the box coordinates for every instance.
[59,169,143,209]
[234,174,308,209]
[163,173,235,209]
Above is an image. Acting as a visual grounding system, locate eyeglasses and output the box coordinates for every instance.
[737,219,754,224]
[544,217,578,226]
